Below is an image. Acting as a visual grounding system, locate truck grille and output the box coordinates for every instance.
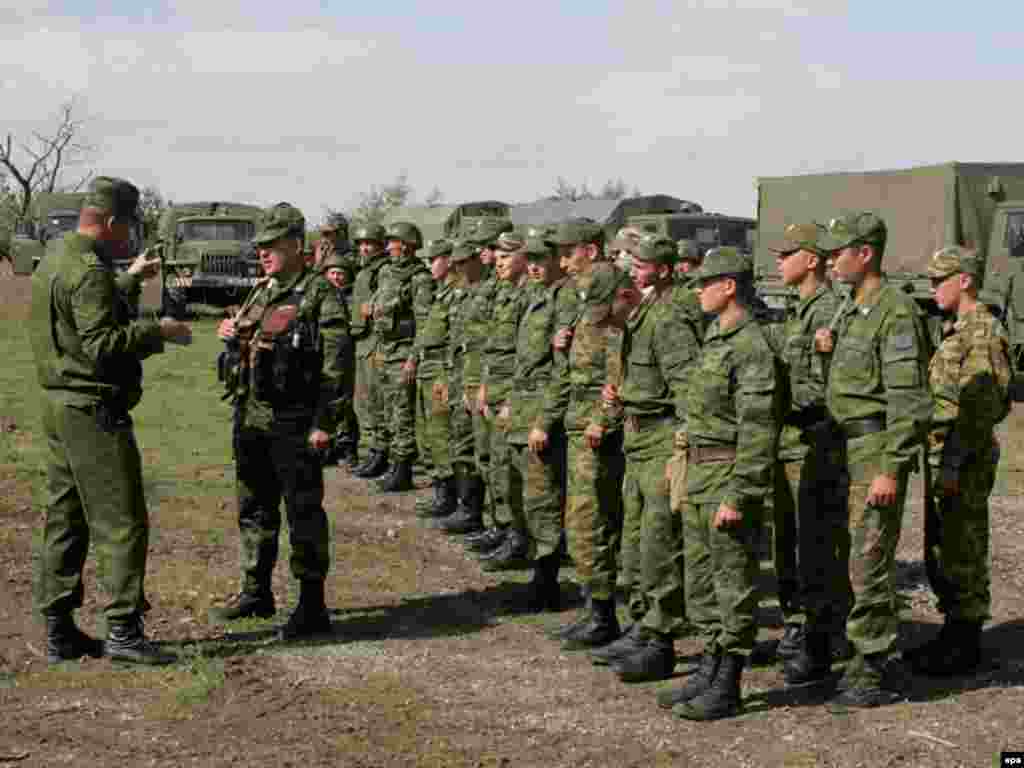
[201,252,243,275]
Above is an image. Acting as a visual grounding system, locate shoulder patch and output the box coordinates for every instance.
[890,333,914,353]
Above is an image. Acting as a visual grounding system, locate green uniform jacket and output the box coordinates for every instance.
[372,256,434,363]
[413,277,456,379]
[687,314,779,511]
[462,275,500,390]
[827,279,933,476]
[29,232,164,410]
[349,254,388,352]
[483,277,529,405]
[229,268,346,434]
[446,280,474,393]
[928,304,1011,470]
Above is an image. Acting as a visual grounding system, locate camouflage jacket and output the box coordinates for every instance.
[461,275,501,390]
[687,313,779,511]
[29,232,164,410]
[672,278,709,340]
[372,256,434,362]
[446,278,476,393]
[412,277,457,379]
[349,254,388,347]
[482,277,529,405]
[229,268,347,434]
[615,285,702,459]
[827,279,933,475]
[928,304,1011,469]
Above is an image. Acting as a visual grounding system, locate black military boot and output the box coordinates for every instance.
[45,613,104,664]
[591,623,647,666]
[548,589,592,641]
[524,553,561,613]
[416,476,456,519]
[350,448,376,475]
[613,630,676,683]
[675,653,744,721]
[209,589,276,623]
[826,652,902,712]
[377,459,413,492]
[463,526,506,554]
[278,580,332,641]
[783,631,832,686]
[777,621,805,660]
[106,614,177,666]
[332,438,357,466]
[439,468,484,535]
[354,449,389,479]
[657,647,721,709]
[561,597,620,651]
[906,619,983,676]
[479,530,530,572]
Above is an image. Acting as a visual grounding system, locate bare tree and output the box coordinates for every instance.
[550,177,637,202]
[0,98,96,221]
[349,172,413,227]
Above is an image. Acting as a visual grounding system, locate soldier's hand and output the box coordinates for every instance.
[553,327,573,351]
[497,404,510,423]
[217,318,237,341]
[476,385,487,415]
[713,502,742,529]
[462,391,472,413]
[584,422,604,450]
[867,473,898,507]
[528,427,549,454]
[360,303,373,320]
[938,466,960,497]
[308,429,330,452]
[401,358,417,384]
[601,383,621,406]
[159,318,192,346]
[814,328,834,354]
[128,247,162,279]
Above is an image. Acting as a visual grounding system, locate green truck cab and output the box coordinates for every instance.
[156,201,264,318]
[10,192,88,274]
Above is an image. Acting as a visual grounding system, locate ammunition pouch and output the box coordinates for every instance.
[251,325,322,408]
[218,340,247,402]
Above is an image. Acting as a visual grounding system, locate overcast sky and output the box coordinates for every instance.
[2,1,1020,224]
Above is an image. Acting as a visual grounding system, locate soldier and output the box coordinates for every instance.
[547,220,628,651]
[815,212,932,710]
[350,224,391,476]
[903,246,1011,676]
[674,239,703,284]
[372,222,434,492]
[316,213,353,273]
[410,239,458,518]
[659,247,779,721]
[765,223,848,685]
[319,250,357,466]
[608,226,643,273]
[212,202,347,640]
[474,231,533,571]
[592,236,701,683]
[30,176,191,666]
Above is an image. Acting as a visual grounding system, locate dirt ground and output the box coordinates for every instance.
[1,271,1023,767]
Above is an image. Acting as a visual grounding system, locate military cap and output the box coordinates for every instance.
[83,176,140,220]
[927,245,983,279]
[694,246,753,282]
[449,240,478,264]
[632,235,677,266]
[580,263,632,306]
[385,221,423,249]
[823,211,887,250]
[466,217,514,246]
[253,202,305,245]
[526,224,556,240]
[676,239,701,263]
[495,231,526,252]
[352,223,387,243]
[769,222,832,256]
[609,226,643,253]
[545,218,604,247]
[320,250,349,270]
[426,238,454,260]
[320,213,348,233]
[524,237,554,261]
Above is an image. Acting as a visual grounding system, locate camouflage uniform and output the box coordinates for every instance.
[463,268,500,515]
[318,251,355,461]
[351,248,390,456]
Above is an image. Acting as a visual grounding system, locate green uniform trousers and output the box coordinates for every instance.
[415,369,453,482]
[925,448,997,622]
[354,341,388,452]
[38,398,150,620]
[379,352,417,462]
[470,401,493,523]
[488,403,515,529]
[448,367,476,469]
[234,419,330,593]
[684,498,762,656]
[509,425,566,560]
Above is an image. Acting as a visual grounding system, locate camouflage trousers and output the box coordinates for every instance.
[37,398,149,620]
[331,335,357,451]
[234,420,330,593]
[564,427,625,601]
[844,438,910,656]
[379,352,417,462]
[925,449,997,622]
[415,368,453,482]
[354,341,389,452]
[447,370,476,470]
[620,447,685,636]
[487,400,515,529]
[684,498,762,656]
[508,425,567,560]
[468,389,493,524]
[772,440,852,632]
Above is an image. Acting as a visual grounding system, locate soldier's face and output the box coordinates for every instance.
[527,255,560,285]
[258,237,300,276]
[431,255,450,281]
[559,243,593,277]
[630,259,665,290]
[829,243,869,284]
[495,249,526,282]
[479,247,496,266]
[696,275,733,314]
[676,260,698,276]
[358,240,382,259]
[776,248,817,287]
[326,267,347,289]
[931,272,963,312]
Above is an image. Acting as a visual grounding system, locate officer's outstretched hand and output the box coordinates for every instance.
[159,318,192,346]
[309,429,330,452]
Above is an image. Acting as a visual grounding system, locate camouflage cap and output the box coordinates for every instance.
[545,218,604,247]
[769,222,832,256]
[524,237,554,261]
[320,213,348,233]
[927,245,983,279]
[822,211,887,251]
[579,263,632,306]
[466,217,514,246]
[495,231,526,252]
[253,202,305,245]
[449,240,478,264]
[632,235,677,266]
[676,239,701,263]
[83,176,140,220]
[352,223,386,243]
[609,226,643,253]
[426,238,454,260]
[694,246,753,282]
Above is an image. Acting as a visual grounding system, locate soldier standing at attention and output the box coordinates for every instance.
[212,202,347,640]
[319,249,357,466]
[409,239,458,519]
[31,176,191,665]
[371,222,434,493]
[815,212,932,710]
[593,236,701,684]
[662,247,779,721]
[903,246,1011,675]
[350,224,391,476]
[766,224,848,685]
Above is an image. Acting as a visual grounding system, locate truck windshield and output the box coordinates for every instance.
[1006,211,1024,259]
[178,220,255,242]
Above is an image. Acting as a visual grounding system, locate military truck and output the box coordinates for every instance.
[381,200,511,244]
[9,192,88,274]
[755,162,1024,372]
[156,201,264,318]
